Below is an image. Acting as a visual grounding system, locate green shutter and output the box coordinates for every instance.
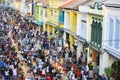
[91,19,95,43]
[94,21,97,43]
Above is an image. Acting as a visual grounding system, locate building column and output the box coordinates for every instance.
[77,42,82,60]
[70,35,74,49]
[63,32,66,47]
[87,48,92,63]
[99,51,109,75]
[43,23,46,32]
[77,13,81,35]
[52,27,55,35]
[47,25,50,35]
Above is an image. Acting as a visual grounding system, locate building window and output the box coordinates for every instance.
[54,11,57,22]
[40,9,43,16]
[114,19,120,49]
[81,20,86,39]
[50,10,53,19]
[45,10,47,17]
[94,20,97,43]
[108,18,114,47]
[91,17,102,48]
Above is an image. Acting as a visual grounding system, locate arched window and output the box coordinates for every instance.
[94,21,97,43]
[108,18,113,46]
[114,19,120,49]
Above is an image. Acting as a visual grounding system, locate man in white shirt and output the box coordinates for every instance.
[12,67,17,78]
[5,69,9,80]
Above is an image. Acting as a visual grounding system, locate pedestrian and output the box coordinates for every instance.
[12,66,18,78]
[88,69,94,80]
[101,74,106,80]
[94,73,101,80]
[4,69,9,80]
[46,74,52,80]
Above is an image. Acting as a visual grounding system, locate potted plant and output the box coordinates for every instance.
[104,67,115,80]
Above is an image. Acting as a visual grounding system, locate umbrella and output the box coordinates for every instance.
[0,61,8,68]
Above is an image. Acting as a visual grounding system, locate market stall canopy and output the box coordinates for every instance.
[32,20,43,26]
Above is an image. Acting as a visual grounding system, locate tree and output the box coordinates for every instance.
[104,67,115,80]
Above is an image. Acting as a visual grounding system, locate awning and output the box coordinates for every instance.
[63,28,76,36]
[75,35,86,43]
[32,20,43,26]
[104,49,120,60]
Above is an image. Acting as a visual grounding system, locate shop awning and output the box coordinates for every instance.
[75,35,86,43]
[32,20,43,26]
[104,49,120,60]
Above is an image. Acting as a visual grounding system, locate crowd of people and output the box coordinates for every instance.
[0,6,108,80]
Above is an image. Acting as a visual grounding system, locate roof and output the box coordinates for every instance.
[65,0,91,10]
[61,0,106,11]
[60,0,77,8]
[104,48,120,60]
[35,0,49,7]
[84,0,106,6]
[104,0,120,5]
[103,0,120,8]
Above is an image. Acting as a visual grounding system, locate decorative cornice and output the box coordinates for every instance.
[89,2,102,10]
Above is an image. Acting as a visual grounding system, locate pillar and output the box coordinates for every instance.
[77,42,82,60]
[43,23,46,32]
[47,25,50,35]
[70,35,74,49]
[63,32,66,47]
[76,13,81,35]
[99,51,109,75]
[52,27,55,35]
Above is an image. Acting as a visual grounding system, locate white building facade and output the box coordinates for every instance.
[76,6,88,61]
[100,2,120,76]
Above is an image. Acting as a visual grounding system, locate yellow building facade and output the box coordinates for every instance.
[69,11,77,49]
[43,0,65,41]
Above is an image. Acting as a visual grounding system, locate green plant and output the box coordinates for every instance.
[104,67,115,79]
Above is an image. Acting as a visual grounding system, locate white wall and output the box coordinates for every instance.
[76,13,81,36]
[99,51,117,75]
[103,6,120,49]
[100,5,120,75]
[80,14,87,39]
[64,11,70,29]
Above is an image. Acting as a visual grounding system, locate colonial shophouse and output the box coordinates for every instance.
[87,2,103,69]
[100,0,120,78]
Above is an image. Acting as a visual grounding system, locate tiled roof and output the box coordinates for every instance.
[65,0,91,10]
[61,0,107,11]
[60,0,77,8]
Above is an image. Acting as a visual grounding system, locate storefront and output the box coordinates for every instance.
[32,20,43,32]
[87,46,100,66]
